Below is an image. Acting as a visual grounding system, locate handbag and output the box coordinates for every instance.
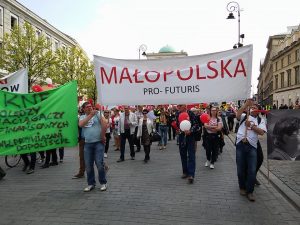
[150,131,161,142]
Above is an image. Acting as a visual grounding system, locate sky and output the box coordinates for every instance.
[17,0,300,94]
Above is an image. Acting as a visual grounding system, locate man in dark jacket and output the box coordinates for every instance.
[176,104,200,184]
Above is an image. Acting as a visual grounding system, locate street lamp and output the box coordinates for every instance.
[226,1,244,49]
[138,44,147,60]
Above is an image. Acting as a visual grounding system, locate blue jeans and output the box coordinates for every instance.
[159,125,168,146]
[179,134,196,177]
[84,141,107,186]
[236,141,257,193]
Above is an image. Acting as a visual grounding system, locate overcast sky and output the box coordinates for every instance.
[18,0,300,93]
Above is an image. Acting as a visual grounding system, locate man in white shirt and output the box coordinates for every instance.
[117,106,138,162]
[236,99,267,202]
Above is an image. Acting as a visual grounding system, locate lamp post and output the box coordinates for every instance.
[138,44,147,60]
[226,1,244,48]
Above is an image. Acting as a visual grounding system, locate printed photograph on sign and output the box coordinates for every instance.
[267,110,300,161]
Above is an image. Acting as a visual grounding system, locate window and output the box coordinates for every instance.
[275,75,278,89]
[287,69,291,86]
[281,72,285,88]
[10,13,19,30]
[0,6,3,26]
[36,29,42,37]
[287,54,291,65]
[54,39,59,51]
[281,58,284,68]
[295,66,300,84]
[296,49,300,61]
[275,61,278,71]
[270,81,273,92]
[46,34,51,45]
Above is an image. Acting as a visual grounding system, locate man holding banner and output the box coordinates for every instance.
[79,102,108,192]
[235,100,267,202]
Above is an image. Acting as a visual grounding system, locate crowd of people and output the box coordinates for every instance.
[2,98,299,202]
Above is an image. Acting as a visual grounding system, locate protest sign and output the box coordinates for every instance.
[0,69,28,93]
[0,81,78,155]
[94,45,252,105]
[267,110,300,160]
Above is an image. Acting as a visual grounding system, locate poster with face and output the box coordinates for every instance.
[267,110,300,160]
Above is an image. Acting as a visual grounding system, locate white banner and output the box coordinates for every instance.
[0,69,28,93]
[94,45,252,105]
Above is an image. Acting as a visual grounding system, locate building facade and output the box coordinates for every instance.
[258,25,300,108]
[0,0,82,74]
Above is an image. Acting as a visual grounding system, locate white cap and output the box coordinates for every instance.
[45,78,52,84]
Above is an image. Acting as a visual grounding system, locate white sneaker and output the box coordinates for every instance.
[84,185,95,192]
[205,161,210,167]
[100,184,107,191]
[210,164,215,169]
[104,153,108,158]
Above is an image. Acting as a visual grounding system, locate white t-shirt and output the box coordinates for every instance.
[236,114,267,148]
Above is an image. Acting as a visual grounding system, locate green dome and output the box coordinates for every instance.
[158,45,176,53]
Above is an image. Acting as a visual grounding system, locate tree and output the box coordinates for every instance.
[50,46,96,100]
[0,23,55,88]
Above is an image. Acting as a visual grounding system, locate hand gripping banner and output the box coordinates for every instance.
[0,81,78,155]
[94,45,252,105]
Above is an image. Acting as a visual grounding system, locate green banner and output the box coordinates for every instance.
[0,81,78,156]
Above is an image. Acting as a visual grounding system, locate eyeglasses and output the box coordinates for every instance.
[143,112,148,114]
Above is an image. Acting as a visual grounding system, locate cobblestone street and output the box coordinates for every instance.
[0,137,299,225]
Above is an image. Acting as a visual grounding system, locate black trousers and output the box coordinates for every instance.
[105,133,111,153]
[144,145,151,160]
[205,133,219,164]
[168,125,176,140]
[256,141,263,173]
[21,153,36,170]
[59,147,64,160]
[120,129,135,160]
[45,149,57,165]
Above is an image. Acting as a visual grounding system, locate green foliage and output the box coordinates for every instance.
[0,23,96,99]
[50,46,96,99]
[0,23,55,88]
